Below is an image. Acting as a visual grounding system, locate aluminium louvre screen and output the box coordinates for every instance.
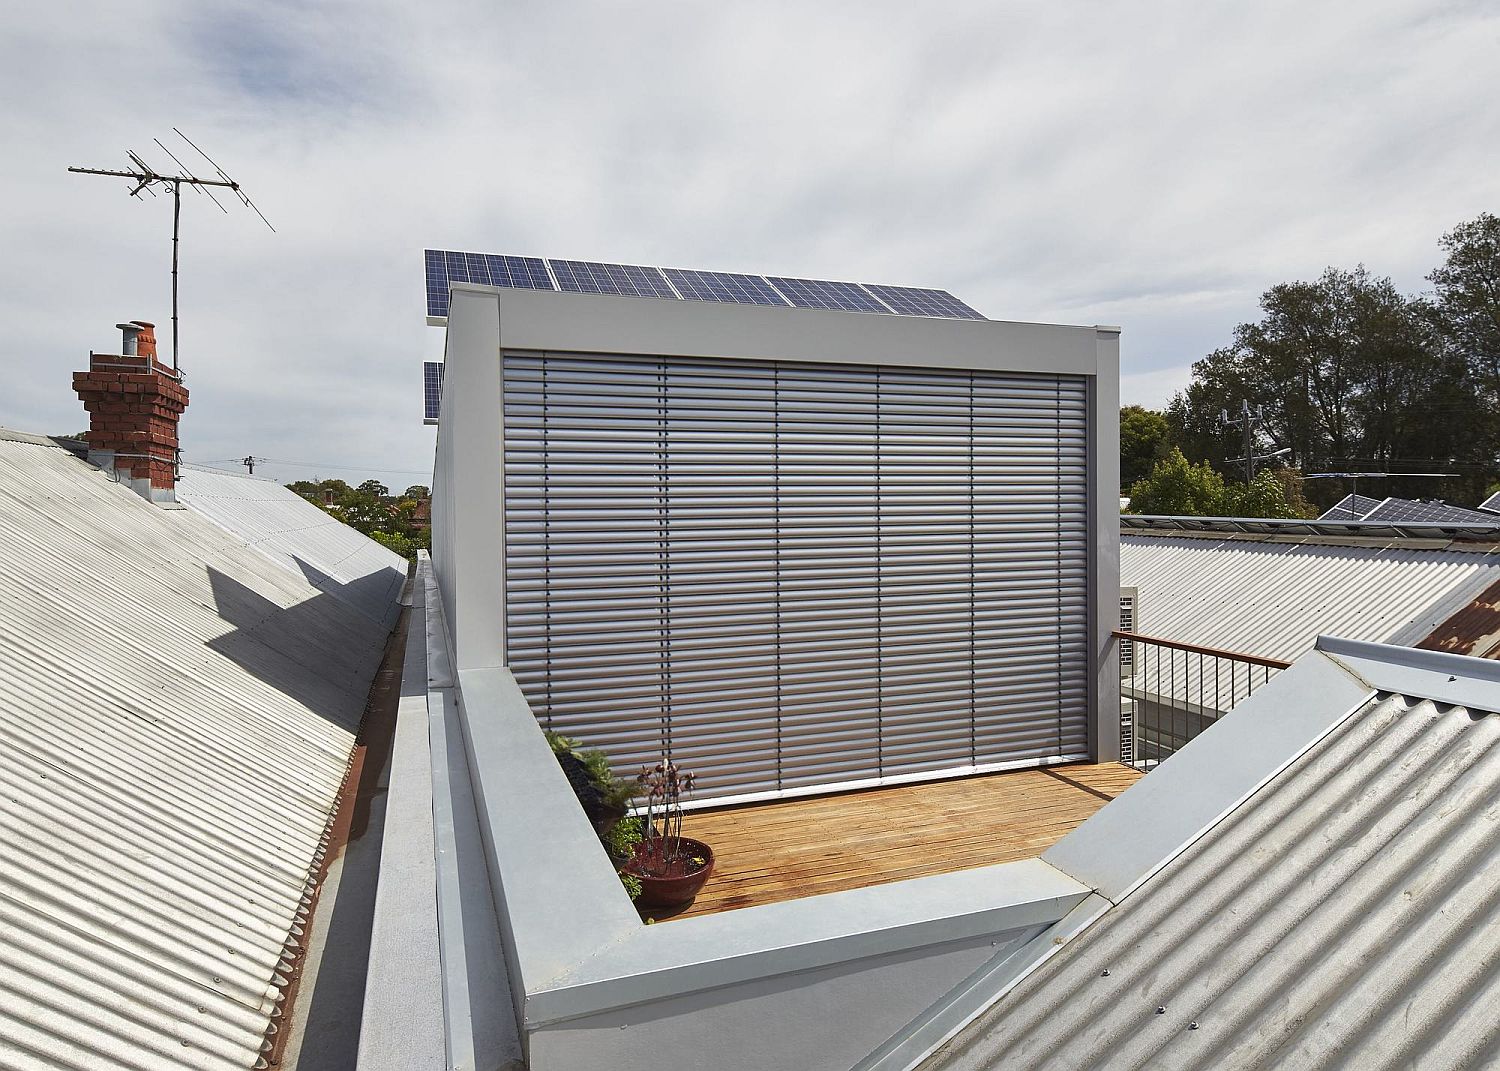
[502,351,1091,801]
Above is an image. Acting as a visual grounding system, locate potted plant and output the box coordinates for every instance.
[622,759,714,908]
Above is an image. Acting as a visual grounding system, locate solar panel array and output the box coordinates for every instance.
[422,249,986,322]
[1480,491,1500,516]
[1362,497,1500,525]
[423,361,443,424]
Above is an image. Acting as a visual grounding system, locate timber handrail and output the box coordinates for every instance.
[1113,629,1293,671]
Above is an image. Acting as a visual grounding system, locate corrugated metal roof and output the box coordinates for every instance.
[1123,533,1500,661]
[0,437,395,1070]
[924,685,1500,1070]
[176,466,407,630]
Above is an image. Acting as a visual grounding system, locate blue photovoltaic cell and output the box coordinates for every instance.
[423,361,443,423]
[422,248,989,322]
[1318,493,1383,521]
[861,283,985,320]
[424,249,553,317]
[1363,498,1498,525]
[662,268,789,307]
[1480,491,1500,516]
[549,260,677,299]
[765,276,889,313]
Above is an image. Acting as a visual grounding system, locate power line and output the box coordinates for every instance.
[253,456,432,476]
[187,455,430,477]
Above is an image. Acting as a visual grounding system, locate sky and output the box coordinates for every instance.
[3,0,1498,490]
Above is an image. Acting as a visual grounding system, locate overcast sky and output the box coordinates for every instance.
[3,1,1497,489]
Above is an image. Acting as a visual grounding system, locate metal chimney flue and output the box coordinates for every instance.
[115,322,144,356]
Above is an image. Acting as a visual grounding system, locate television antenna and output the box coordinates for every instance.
[68,129,274,373]
[1303,471,1458,517]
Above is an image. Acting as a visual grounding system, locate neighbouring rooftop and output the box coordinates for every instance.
[1121,521,1500,662]
[0,428,404,1071]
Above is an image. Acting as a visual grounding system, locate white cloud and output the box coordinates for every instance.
[2,0,1497,488]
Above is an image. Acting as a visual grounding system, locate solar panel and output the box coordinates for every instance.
[549,259,677,299]
[423,361,443,424]
[861,283,985,320]
[1362,497,1499,525]
[1318,493,1383,521]
[662,268,789,307]
[765,276,890,313]
[1479,491,1500,516]
[424,249,553,317]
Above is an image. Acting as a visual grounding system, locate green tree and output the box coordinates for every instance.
[400,484,430,500]
[1126,448,1230,516]
[1168,261,1487,507]
[1127,448,1310,519]
[1222,468,1312,519]
[1119,406,1172,490]
[1429,212,1500,403]
[285,477,429,560]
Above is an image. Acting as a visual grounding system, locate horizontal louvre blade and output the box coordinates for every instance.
[504,350,1091,799]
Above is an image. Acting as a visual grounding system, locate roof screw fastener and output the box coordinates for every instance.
[1156,1007,1167,1015]
[1189,1022,1200,1030]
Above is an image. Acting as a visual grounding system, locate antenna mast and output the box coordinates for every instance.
[68,130,274,374]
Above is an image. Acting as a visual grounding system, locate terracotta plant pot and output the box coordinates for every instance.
[623,837,715,908]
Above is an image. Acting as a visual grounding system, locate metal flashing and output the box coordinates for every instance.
[526,858,1091,1028]
[1316,634,1500,710]
[1043,649,1374,903]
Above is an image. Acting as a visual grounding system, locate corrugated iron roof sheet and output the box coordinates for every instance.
[0,436,395,1070]
[925,686,1500,1070]
[176,466,407,630]
[1122,533,1500,661]
[1417,575,1500,660]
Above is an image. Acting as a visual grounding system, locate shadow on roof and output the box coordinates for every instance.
[205,565,395,729]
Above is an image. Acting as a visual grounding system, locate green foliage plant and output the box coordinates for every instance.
[545,731,644,900]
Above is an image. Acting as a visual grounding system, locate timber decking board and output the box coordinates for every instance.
[657,762,1142,920]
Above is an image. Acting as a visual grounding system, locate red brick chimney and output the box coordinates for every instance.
[73,321,189,502]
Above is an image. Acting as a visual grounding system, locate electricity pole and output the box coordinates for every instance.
[1220,400,1267,486]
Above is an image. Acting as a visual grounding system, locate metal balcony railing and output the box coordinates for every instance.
[1115,630,1292,771]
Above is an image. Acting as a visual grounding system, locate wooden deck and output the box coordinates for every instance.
[657,762,1143,921]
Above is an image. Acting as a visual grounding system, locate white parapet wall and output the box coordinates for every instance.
[417,560,1093,1070]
